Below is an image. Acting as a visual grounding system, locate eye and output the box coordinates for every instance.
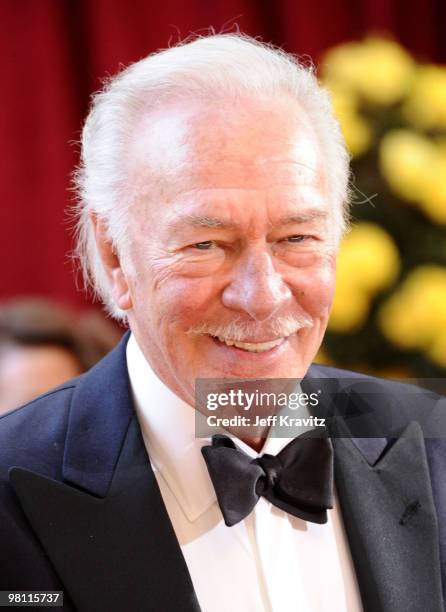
[193,240,216,250]
[286,235,307,243]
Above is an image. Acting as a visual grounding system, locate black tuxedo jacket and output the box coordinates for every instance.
[1,333,445,612]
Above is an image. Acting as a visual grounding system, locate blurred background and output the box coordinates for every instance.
[1,0,446,404]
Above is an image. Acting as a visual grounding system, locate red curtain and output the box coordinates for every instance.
[2,0,445,310]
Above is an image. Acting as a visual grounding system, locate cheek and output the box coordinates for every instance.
[290,264,336,316]
[146,274,221,327]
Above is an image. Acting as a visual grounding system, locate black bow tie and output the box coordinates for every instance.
[201,434,333,526]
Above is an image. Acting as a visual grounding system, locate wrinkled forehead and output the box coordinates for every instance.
[127,97,326,200]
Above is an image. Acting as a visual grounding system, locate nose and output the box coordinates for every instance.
[221,249,292,321]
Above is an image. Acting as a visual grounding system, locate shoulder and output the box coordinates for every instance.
[0,333,131,484]
[309,363,445,435]
[0,376,83,481]
[310,362,440,398]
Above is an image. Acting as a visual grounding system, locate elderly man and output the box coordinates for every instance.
[0,34,445,612]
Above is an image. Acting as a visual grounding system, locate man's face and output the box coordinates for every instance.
[0,344,82,415]
[121,97,337,403]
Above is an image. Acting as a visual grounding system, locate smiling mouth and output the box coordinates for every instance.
[209,334,286,353]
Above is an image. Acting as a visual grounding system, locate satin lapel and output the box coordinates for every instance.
[9,416,200,612]
[62,331,135,497]
[334,421,443,612]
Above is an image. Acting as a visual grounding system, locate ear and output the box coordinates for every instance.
[90,213,132,311]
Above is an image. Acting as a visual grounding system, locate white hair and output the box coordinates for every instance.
[73,33,350,320]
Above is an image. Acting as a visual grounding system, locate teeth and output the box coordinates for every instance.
[215,336,284,353]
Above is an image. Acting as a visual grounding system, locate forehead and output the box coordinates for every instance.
[128,96,326,203]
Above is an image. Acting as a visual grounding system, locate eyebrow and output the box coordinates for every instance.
[168,209,327,231]
[279,210,328,224]
[169,214,238,230]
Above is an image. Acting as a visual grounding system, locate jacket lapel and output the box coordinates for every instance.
[334,422,443,612]
[303,367,444,611]
[9,334,200,612]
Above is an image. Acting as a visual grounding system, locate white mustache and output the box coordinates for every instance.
[187,314,313,341]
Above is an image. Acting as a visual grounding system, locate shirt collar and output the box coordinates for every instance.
[126,333,293,523]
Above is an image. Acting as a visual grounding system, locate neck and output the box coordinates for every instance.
[240,436,266,453]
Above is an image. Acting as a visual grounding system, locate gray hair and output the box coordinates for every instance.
[73,33,350,320]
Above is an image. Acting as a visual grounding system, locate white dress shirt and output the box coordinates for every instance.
[126,334,363,612]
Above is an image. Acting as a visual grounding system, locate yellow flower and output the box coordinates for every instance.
[379,131,446,223]
[404,65,446,129]
[328,223,400,332]
[378,266,446,360]
[322,37,415,106]
[379,130,438,203]
[378,292,426,349]
[324,79,357,114]
[405,266,446,328]
[437,138,446,157]
[419,156,446,224]
[322,43,364,89]
[328,282,370,332]
[341,112,372,158]
[336,222,400,292]
[324,81,372,157]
